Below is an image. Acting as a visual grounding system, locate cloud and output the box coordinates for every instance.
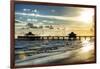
[15,12,35,16]
[23,8,31,12]
[32,19,38,22]
[27,18,31,21]
[51,10,56,13]
[42,20,48,23]
[15,19,24,23]
[15,12,78,21]
[49,21,54,23]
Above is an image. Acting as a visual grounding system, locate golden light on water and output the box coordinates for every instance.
[81,40,94,53]
[19,51,26,60]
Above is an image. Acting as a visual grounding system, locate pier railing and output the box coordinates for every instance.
[40,36,95,40]
[15,36,95,58]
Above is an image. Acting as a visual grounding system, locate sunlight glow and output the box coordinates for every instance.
[81,40,94,52]
[78,8,94,24]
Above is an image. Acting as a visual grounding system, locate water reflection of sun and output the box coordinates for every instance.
[81,40,94,53]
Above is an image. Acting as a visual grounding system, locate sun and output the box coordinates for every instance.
[78,8,94,24]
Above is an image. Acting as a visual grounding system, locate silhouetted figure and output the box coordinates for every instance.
[68,32,77,41]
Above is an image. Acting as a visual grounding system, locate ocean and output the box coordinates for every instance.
[15,38,95,66]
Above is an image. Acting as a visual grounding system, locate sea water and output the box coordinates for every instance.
[15,38,95,66]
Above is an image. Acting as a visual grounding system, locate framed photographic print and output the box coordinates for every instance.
[10,1,96,68]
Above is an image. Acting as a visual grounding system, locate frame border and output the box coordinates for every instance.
[10,1,96,68]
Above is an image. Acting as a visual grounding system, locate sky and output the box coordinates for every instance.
[15,3,95,36]
[15,3,94,26]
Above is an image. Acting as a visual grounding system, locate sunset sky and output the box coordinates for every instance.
[15,3,95,36]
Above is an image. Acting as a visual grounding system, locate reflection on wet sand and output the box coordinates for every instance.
[52,40,95,65]
[15,39,95,66]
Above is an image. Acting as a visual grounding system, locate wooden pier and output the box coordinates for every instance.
[15,36,95,59]
[40,36,95,40]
